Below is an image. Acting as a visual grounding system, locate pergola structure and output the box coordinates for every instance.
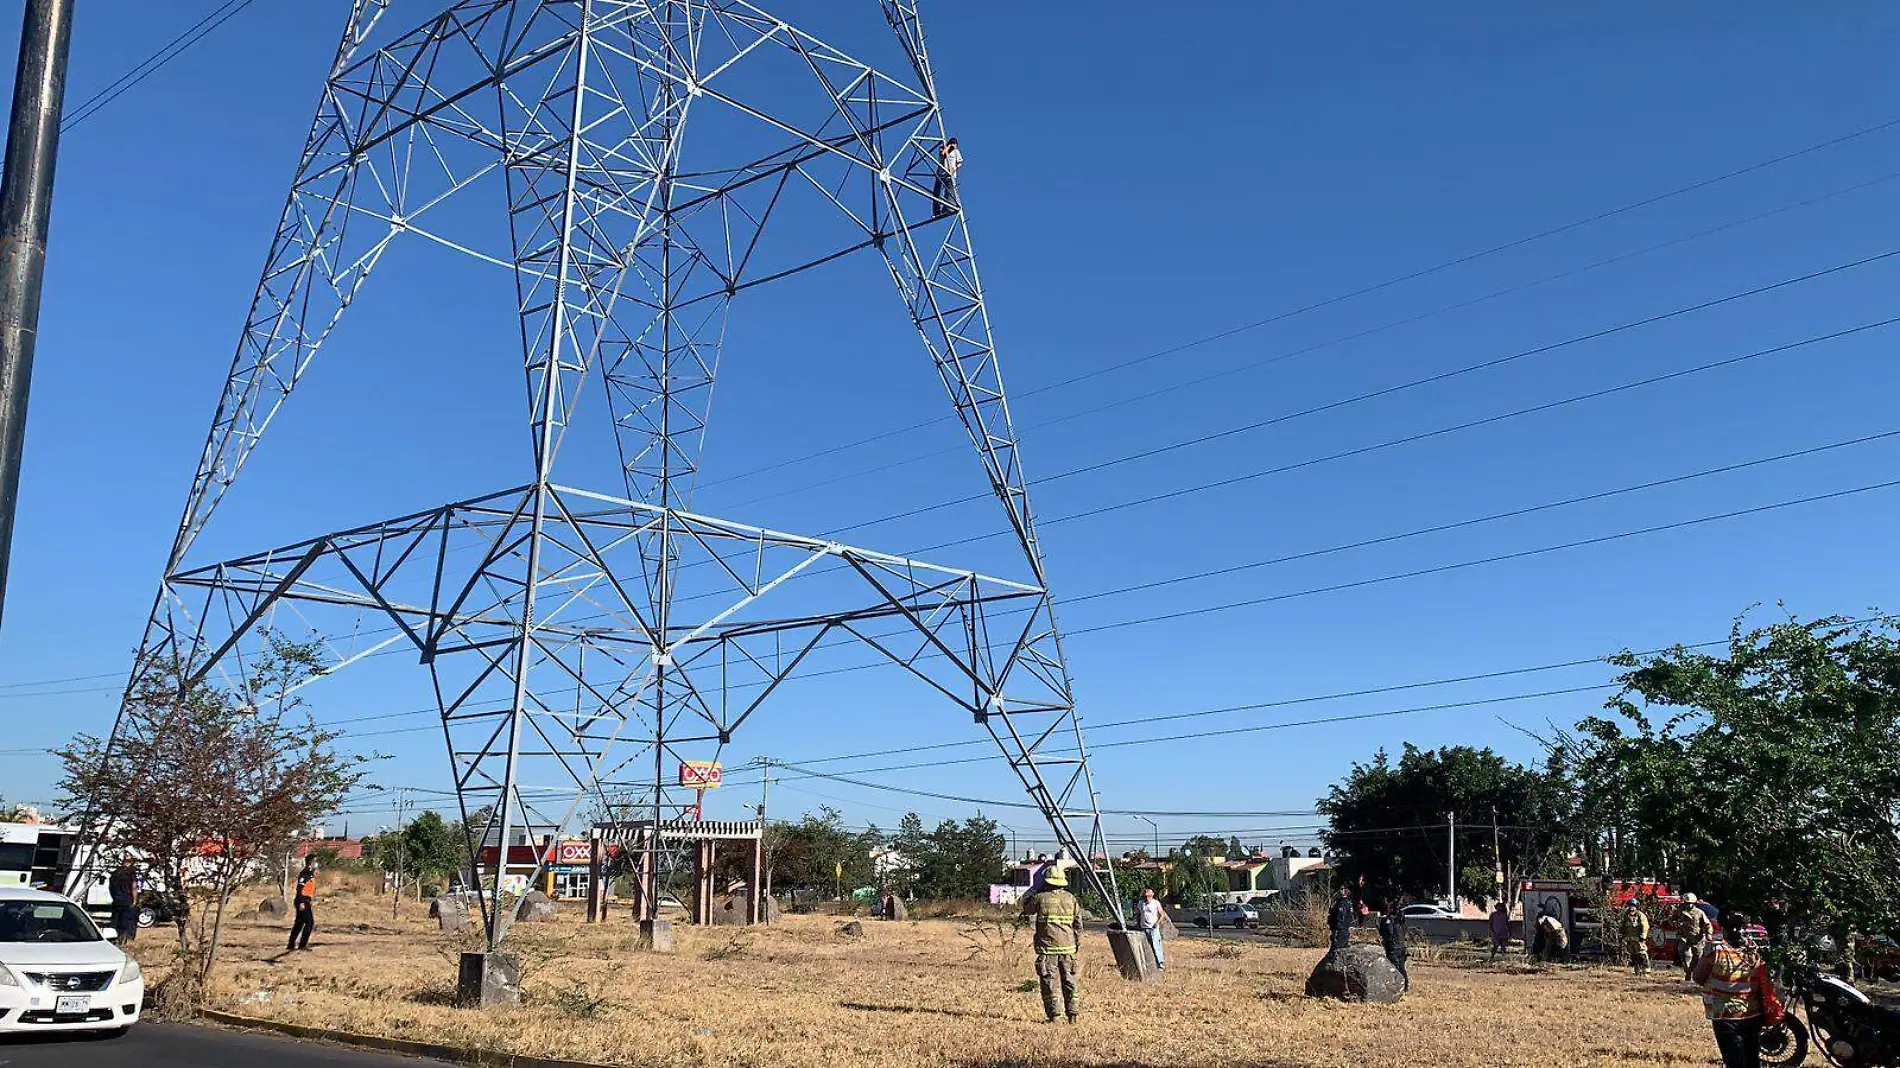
[101,0,1128,957]
[586,818,764,926]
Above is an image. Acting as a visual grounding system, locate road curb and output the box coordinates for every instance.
[201,1008,617,1068]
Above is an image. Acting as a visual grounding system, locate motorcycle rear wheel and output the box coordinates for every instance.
[1761,1016,1810,1068]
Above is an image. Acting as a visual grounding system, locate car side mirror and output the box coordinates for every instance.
[100,927,119,942]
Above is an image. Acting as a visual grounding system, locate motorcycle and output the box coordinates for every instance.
[1768,966,1900,1067]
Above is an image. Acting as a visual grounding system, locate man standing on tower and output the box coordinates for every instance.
[1020,865,1082,1023]
[932,137,962,218]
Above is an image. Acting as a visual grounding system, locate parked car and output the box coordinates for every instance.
[1193,903,1259,929]
[0,887,143,1035]
[1400,903,1458,920]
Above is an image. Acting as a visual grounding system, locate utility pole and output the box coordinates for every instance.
[392,789,409,918]
[1490,805,1504,904]
[1446,811,1457,911]
[756,758,772,903]
[0,0,73,630]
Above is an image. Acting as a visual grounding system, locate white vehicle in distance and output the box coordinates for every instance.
[1400,902,1459,920]
[0,887,142,1035]
[1192,902,1259,929]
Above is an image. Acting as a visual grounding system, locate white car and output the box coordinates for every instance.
[1400,903,1458,920]
[0,887,142,1035]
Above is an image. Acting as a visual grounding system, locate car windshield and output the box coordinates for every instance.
[0,900,102,944]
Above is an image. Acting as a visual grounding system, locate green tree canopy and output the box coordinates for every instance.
[1317,743,1572,908]
[1568,613,1900,937]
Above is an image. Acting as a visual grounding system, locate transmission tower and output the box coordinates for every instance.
[111,0,1123,946]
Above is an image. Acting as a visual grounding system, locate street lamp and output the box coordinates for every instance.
[1133,814,1158,859]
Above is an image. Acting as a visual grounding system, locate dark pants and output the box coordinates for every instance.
[932,172,958,217]
[1330,926,1350,950]
[1712,1016,1763,1068]
[111,903,138,941]
[1387,949,1409,990]
[288,897,314,950]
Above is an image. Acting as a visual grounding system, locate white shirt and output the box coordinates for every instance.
[939,143,963,176]
[1139,898,1163,930]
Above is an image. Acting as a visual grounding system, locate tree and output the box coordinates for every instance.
[1180,834,1228,859]
[914,815,1006,900]
[764,808,876,897]
[1169,849,1217,908]
[1568,613,1900,940]
[1317,744,1572,908]
[372,811,461,896]
[57,636,370,1003]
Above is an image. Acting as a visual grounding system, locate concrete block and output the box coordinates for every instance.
[638,918,674,952]
[455,951,520,1009]
[1106,929,1160,982]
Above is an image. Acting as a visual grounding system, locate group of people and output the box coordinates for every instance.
[1612,892,1786,1068]
[99,855,320,952]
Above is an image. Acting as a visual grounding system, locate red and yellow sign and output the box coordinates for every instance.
[678,761,723,789]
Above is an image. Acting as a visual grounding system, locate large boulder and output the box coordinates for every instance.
[433,895,474,933]
[710,895,749,926]
[883,896,909,921]
[515,890,557,922]
[1304,944,1405,1004]
[838,920,864,938]
[258,897,288,919]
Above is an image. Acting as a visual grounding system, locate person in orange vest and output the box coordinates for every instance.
[287,860,318,951]
[1693,912,1766,1068]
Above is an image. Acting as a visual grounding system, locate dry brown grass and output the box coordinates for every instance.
[129,891,1722,1068]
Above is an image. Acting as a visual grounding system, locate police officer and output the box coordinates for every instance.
[1020,865,1082,1023]
[288,860,318,952]
[1328,887,1356,950]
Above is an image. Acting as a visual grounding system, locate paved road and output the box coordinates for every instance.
[0,1024,438,1067]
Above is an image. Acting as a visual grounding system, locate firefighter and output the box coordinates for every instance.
[1693,912,1766,1068]
[287,860,318,952]
[1020,865,1082,1023]
[1619,899,1652,974]
[1676,894,1714,980]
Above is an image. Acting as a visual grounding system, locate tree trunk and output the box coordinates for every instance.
[199,889,232,988]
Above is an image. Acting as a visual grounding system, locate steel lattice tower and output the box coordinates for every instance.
[112,0,1123,945]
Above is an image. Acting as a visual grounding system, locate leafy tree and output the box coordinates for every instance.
[1180,834,1228,859]
[1317,744,1572,908]
[372,811,461,896]
[1568,613,1900,940]
[1228,834,1245,858]
[914,815,1006,899]
[57,636,370,1003]
[764,808,877,896]
[1169,849,1217,908]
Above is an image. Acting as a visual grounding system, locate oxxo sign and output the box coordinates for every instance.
[678,761,723,789]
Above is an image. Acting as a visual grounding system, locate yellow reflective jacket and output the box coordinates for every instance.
[1700,944,1761,1020]
[1022,889,1081,955]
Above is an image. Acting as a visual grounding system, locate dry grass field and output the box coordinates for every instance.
[129,890,1723,1068]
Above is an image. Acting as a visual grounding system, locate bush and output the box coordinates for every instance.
[1263,892,1332,948]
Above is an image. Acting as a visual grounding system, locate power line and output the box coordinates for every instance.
[700,114,1900,491]
[61,0,263,132]
[724,167,1900,515]
[831,248,1900,541]
[319,433,1900,747]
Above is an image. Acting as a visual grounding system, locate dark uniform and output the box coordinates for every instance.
[1021,872,1082,1022]
[288,866,317,951]
[1377,910,1409,990]
[1328,892,1356,950]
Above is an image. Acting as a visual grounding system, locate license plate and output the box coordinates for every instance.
[54,995,90,1015]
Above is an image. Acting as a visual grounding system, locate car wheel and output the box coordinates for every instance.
[1193,918,1207,928]
[136,906,158,928]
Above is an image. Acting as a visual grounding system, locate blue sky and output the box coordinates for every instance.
[3,2,1899,855]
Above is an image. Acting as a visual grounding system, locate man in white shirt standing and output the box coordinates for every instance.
[1137,887,1166,970]
[932,137,962,218]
